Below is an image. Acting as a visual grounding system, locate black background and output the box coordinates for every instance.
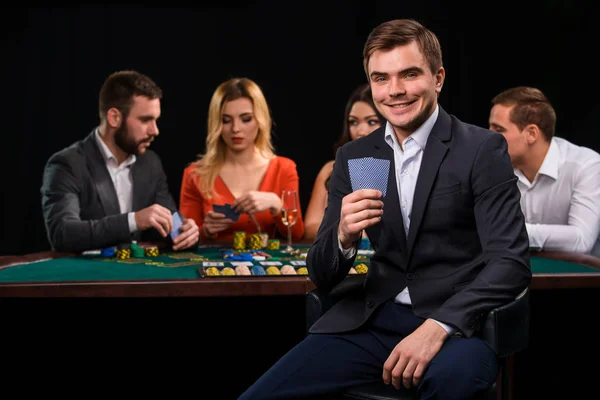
[1,3,599,398]
[2,2,598,255]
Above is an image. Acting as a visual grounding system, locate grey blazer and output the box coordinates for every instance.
[41,130,177,252]
[307,106,532,338]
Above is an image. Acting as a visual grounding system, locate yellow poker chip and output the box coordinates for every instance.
[355,263,368,274]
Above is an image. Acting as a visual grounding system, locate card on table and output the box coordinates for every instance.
[347,157,390,196]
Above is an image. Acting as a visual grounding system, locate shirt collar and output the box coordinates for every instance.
[94,127,136,167]
[536,138,559,180]
[385,104,439,151]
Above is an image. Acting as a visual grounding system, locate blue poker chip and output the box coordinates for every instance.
[101,247,116,257]
[251,265,266,275]
[239,253,254,261]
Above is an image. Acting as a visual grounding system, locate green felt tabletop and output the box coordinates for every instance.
[0,245,597,283]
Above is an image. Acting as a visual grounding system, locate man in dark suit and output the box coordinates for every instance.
[41,70,199,253]
[239,19,531,400]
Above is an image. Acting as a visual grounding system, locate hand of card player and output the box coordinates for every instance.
[170,211,200,251]
[202,204,238,236]
[212,204,240,221]
[337,157,389,248]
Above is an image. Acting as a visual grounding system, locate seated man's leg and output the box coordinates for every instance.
[238,329,396,400]
[418,335,498,400]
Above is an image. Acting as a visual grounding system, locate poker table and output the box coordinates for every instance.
[0,245,599,297]
[1,245,599,399]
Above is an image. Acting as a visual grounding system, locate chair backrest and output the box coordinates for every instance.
[480,287,530,357]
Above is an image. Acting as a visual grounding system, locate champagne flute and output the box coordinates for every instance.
[280,190,298,252]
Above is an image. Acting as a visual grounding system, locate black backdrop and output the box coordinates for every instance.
[2,2,598,256]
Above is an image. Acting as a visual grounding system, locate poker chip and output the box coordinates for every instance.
[260,233,269,248]
[221,267,235,276]
[130,243,145,258]
[233,231,246,251]
[280,265,297,275]
[355,263,368,274]
[265,266,281,275]
[250,265,266,275]
[116,248,131,259]
[267,239,280,250]
[248,233,262,250]
[296,267,308,275]
[101,247,116,257]
[144,246,159,257]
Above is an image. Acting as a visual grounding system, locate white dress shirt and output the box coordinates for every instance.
[94,129,138,233]
[516,137,600,256]
[340,105,455,335]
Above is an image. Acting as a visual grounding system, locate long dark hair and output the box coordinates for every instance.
[326,83,385,189]
[332,83,384,154]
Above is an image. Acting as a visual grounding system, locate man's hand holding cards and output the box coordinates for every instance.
[338,157,389,248]
[170,211,200,251]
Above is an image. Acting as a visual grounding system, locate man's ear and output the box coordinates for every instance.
[434,67,445,94]
[107,108,122,128]
[524,124,541,144]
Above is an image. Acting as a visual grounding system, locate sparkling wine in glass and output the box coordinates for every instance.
[281,190,298,252]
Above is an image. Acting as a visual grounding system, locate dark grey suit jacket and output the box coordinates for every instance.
[41,130,177,252]
[307,107,532,338]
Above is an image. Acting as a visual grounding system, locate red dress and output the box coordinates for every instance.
[179,156,305,242]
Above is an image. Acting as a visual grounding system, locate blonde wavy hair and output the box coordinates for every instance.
[192,77,275,199]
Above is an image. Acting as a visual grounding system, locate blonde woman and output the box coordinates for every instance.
[180,78,304,242]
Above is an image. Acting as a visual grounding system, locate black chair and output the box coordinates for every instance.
[305,276,530,400]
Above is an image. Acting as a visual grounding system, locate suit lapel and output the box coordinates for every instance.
[406,109,451,264]
[83,131,121,216]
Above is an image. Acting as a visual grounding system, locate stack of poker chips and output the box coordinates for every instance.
[144,246,159,257]
[260,233,269,248]
[267,239,280,250]
[355,263,368,274]
[248,233,262,250]
[116,243,131,260]
[130,242,145,258]
[233,231,246,250]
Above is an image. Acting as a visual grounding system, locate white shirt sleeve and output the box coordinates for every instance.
[431,319,456,336]
[128,212,138,233]
[338,235,357,259]
[527,158,600,253]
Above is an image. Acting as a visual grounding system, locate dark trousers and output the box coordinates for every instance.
[239,300,498,400]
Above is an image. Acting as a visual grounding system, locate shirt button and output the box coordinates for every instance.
[406,272,414,280]
[367,300,375,308]
[402,169,409,176]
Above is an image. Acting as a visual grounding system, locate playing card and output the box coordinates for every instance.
[223,204,240,221]
[348,157,390,196]
[170,211,183,240]
[212,204,240,221]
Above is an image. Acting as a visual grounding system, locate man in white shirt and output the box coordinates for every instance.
[489,86,600,256]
